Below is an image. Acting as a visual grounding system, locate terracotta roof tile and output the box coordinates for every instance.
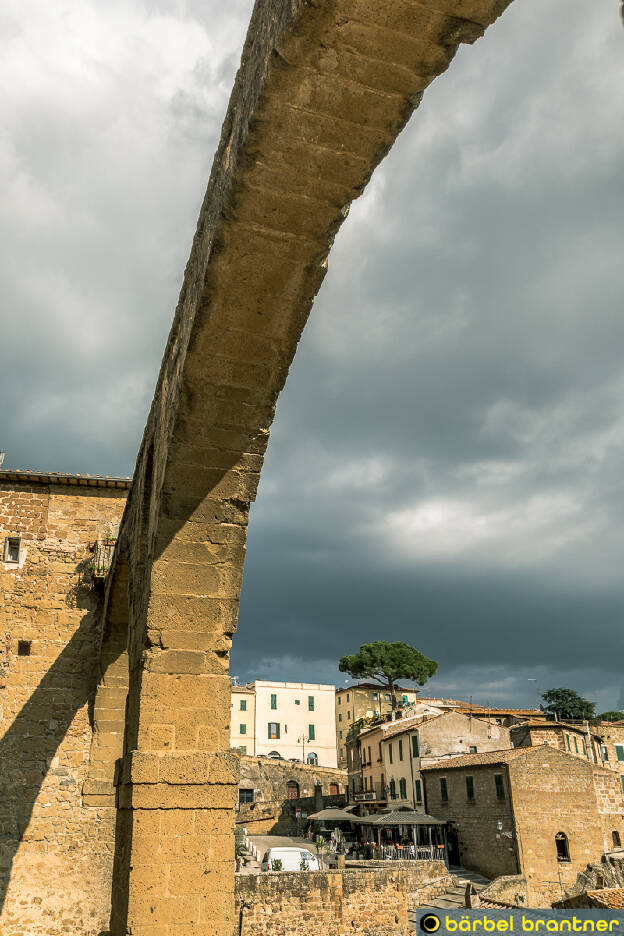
[585,889,624,909]
[421,747,533,770]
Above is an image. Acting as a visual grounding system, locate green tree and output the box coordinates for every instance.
[541,688,595,722]
[598,711,624,722]
[338,641,438,713]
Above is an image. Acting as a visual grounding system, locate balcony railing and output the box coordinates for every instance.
[89,539,116,580]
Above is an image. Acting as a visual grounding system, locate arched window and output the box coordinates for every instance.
[555,832,570,862]
[329,783,339,796]
[306,752,318,766]
[612,830,622,850]
[286,780,300,799]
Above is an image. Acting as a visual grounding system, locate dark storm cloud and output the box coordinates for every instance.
[1,0,622,708]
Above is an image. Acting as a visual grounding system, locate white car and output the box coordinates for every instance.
[260,847,320,872]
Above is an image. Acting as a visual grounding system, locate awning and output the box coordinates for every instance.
[355,810,446,826]
[307,808,361,822]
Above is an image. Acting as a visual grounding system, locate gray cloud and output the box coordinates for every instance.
[1,0,622,709]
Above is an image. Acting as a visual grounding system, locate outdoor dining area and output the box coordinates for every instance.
[305,806,449,866]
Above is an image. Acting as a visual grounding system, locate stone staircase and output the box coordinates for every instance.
[410,867,491,915]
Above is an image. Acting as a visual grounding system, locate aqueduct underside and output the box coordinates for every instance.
[22,0,519,932]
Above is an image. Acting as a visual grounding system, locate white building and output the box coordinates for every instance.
[230,680,337,768]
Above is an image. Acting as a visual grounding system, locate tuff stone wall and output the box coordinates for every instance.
[0,476,129,935]
[106,0,517,931]
[235,863,450,935]
[237,756,347,833]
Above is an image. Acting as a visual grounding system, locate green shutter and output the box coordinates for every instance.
[398,739,403,761]
[440,778,448,801]
[240,699,246,711]
[399,778,407,799]
[466,776,474,800]
[415,779,422,802]
[308,696,315,711]
[240,724,246,735]
[621,775,624,793]
[309,724,315,740]
[271,694,277,710]
[388,743,393,764]
[411,735,420,757]
[495,774,505,800]
[616,745,624,762]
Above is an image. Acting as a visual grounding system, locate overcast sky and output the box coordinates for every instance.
[2,0,623,712]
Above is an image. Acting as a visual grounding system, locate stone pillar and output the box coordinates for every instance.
[109,512,246,935]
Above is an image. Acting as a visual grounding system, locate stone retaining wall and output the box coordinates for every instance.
[235,862,452,934]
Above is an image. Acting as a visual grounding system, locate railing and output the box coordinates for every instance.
[89,539,116,580]
[376,844,439,861]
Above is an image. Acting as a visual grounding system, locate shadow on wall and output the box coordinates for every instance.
[0,614,103,917]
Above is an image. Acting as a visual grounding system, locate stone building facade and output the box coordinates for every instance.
[236,755,347,833]
[349,708,511,810]
[594,722,624,782]
[510,720,600,763]
[423,745,624,905]
[335,683,420,768]
[0,469,129,934]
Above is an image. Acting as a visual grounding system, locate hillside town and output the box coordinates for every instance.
[0,467,623,935]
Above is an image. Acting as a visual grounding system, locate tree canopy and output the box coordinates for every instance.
[338,641,438,711]
[541,688,595,721]
[597,710,624,722]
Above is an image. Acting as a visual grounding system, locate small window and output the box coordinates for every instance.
[402,695,408,703]
[346,693,350,702]
[466,776,475,800]
[286,780,299,799]
[240,699,247,711]
[582,737,587,755]
[385,693,391,702]
[339,747,343,757]
[306,752,317,765]
[555,832,570,862]
[566,734,571,752]
[389,779,397,799]
[338,713,342,723]
[339,730,342,740]
[440,777,448,802]
[347,710,351,719]
[239,788,254,804]
[308,695,315,711]
[602,745,609,762]
[398,739,403,761]
[399,777,407,799]
[411,735,420,757]
[329,782,339,796]
[612,830,621,850]
[295,699,300,705]
[239,745,247,754]
[573,736,579,754]
[270,693,277,710]
[308,724,315,741]
[469,745,477,754]
[388,743,393,765]
[4,537,20,563]
[615,745,624,762]
[494,774,505,800]
[268,722,280,740]
[239,724,246,735]
[415,779,422,803]
[338,696,341,705]
[372,692,378,701]
[17,640,31,657]
[378,742,382,760]
[367,746,371,765]
[620,775,624,793]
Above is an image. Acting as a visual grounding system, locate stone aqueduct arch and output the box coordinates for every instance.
[97,0,515,931]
